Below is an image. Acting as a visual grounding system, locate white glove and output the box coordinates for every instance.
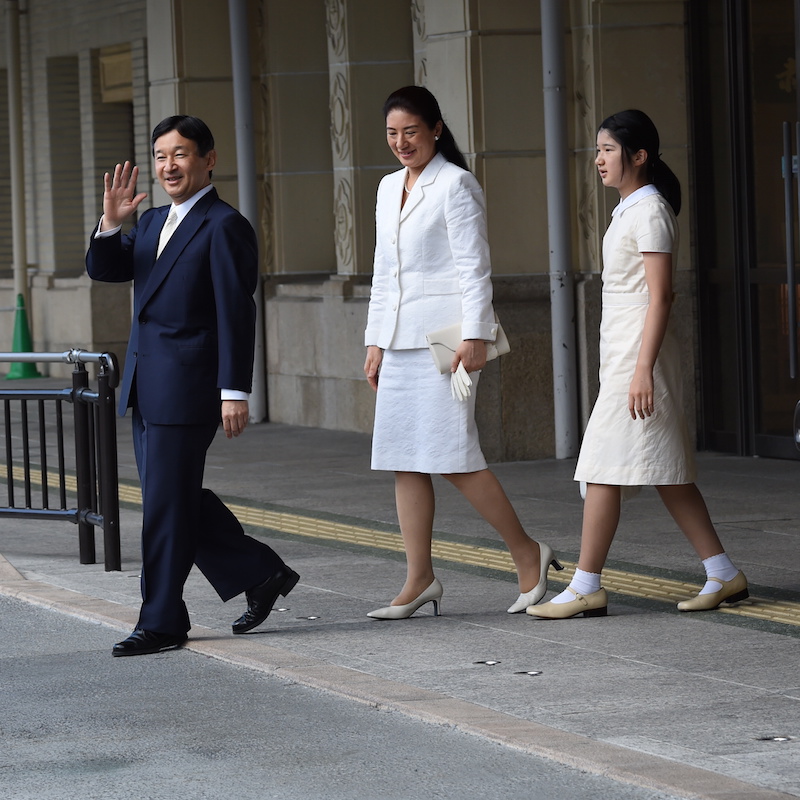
[450,362,472,402]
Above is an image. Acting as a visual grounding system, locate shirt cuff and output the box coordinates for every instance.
[221,389,248,401]
[94,216,121,238]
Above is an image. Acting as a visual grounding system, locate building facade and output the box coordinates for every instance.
[1,0,798,462]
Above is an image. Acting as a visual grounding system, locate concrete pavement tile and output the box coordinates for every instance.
[185,632,323,671]
[277,663,443,705]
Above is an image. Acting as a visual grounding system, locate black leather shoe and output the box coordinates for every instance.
[112,629,187,657]
[232,566,300,634]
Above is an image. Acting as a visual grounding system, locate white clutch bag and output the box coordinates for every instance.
[425,318,510,374]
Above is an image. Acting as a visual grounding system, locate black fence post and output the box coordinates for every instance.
[72,362,95,565]
[97,365,121,571]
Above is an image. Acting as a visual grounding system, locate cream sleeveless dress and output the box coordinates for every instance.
[574,186,696,487]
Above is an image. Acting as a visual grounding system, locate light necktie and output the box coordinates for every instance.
[156,210,178,257]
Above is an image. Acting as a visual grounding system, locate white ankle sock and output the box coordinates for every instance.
[699,552,739,595]
[551,568,601,604]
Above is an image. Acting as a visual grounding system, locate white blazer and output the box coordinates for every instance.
[364,153,499,350]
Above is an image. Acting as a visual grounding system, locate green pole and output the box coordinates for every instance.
[6,293,42,379]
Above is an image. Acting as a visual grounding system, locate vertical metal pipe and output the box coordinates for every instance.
[72,366,96,565]
[540,0,579,458]
[5,0,28,303]
[56,399,67,508]
[791,123,798,379]
[21,400,31,506]
[37,399,48,508]
[4,399,14,505]
[97,369,121,571]
[784,123,797,379]
[229,0,267,423]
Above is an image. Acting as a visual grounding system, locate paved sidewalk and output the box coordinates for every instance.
[1,391,799,799]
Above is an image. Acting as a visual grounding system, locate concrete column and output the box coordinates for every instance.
[325,0,412,275]
[6,0,27,300]
[145,0,238,206]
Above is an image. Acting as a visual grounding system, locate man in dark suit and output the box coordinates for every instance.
[86,115,298,657]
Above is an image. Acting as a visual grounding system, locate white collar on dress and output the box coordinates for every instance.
[611,183,659,218]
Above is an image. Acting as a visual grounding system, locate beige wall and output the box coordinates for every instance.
[0,0,696,458]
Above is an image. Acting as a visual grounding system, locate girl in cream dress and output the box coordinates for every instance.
[529,110,747,620]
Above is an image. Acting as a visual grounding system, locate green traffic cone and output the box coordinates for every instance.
[6,293,42,379]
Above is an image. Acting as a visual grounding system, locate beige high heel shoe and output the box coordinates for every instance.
[526,587,608,619]
[677,571,748,611]
[507,541,564,613]
[367,578,443,620]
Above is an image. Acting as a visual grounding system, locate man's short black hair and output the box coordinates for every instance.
[151,115,215,156]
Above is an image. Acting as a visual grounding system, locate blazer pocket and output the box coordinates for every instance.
[422,277,460,295]
[178,345,213,366]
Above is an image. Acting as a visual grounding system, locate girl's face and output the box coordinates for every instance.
[386,109,443,175]
[595,129,647,198]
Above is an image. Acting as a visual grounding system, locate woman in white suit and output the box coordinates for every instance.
[363,86,562,619]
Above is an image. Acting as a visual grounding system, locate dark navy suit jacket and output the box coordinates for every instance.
[86,188,257,424]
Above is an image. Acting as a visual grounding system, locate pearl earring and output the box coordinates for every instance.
[435,135,439,141]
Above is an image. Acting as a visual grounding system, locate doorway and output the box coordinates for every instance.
[691,0,800,459]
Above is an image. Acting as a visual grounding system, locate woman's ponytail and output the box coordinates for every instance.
[650,157,681,216]
[435,122,468,171]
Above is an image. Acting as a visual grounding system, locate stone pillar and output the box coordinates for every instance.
[325,0,412,275]
[145,0,239,207]
[412,1,556,459]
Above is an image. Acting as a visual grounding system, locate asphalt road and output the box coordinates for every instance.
[0,594,687,800]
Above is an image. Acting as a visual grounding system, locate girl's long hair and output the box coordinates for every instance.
[598,109,681,215]
[382,86,469,172]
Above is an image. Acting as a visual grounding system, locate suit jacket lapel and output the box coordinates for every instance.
[399,153,446,223]
[138,189,218,311]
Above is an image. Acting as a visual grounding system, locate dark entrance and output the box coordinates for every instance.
[691,0,800,459]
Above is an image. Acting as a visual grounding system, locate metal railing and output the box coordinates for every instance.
[0,350,121,571]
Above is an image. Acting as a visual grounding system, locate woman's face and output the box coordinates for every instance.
[595,129,646,197]
[385,109,442,174]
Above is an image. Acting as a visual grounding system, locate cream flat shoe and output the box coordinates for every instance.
[507,541,564,613]
[526,587,608,619]
[367,578,443,620]
[677,570,748,611]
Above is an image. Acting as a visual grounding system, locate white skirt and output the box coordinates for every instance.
[371,348,487,474]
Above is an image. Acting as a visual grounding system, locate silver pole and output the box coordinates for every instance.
[6,0,27,301]
[540,0,579,458]
[229,0,267,422]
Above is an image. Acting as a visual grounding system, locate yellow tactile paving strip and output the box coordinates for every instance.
[8,467,800,628]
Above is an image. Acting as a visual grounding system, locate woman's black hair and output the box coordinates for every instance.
[598,109,681,215]
[382,86,469,172]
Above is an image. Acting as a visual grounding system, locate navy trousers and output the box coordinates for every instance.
[132,406,283,635]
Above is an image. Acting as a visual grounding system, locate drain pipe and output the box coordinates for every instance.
[6,0,28,307]
[229,0,267,422]
[541,0,579,458]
